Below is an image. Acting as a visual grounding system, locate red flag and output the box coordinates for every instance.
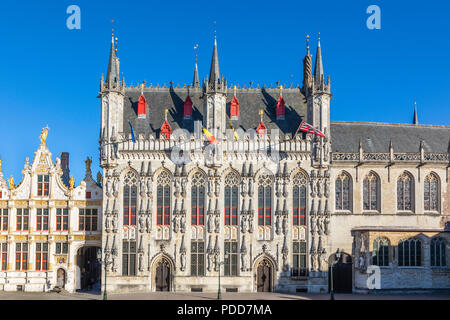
[297,122,325,137]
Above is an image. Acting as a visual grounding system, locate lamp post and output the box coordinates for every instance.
[329,248,341,301]
[97,248,113,301]
[217,253,229,300]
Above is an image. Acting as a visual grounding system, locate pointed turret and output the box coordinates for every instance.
[302,35,313,95]
[193,57,200,88]
[209,36,220,88]
[106,35,120,86]
[314,34,324,85]
[413,101,419,125]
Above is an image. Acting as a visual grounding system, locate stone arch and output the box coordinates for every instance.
[187,167,207,180]
[153,167,173,182]
[150,252,176,292]
[252,254,277,292]
[289,168,309,182]
[254,167,275,182]
[221,167,241,184]
[120,167,140,179]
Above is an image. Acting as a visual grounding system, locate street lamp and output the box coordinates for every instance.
[217,252,229,300]
[98,248,113,300]
[329,248,341,301]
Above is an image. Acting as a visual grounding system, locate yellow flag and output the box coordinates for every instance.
[203,128,217,144]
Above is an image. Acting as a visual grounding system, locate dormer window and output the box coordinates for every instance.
[37,175,49,196]
[230,96,239,120]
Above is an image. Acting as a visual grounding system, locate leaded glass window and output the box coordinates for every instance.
[224,172,239,226]
[123,171,138,226]
[191,172,206,226]
[335,172,351,211]
[363,172,379,211]
[157,171,172,226]
[372,238,389,266]
[122,240,137,276]
[224,240,238,276]
[258,173,273,227]
[292,172,307,226]
[397,172,413,211]
[292,241,307,277]
[398,238,421,266]
[424,173,439,211]
[430,238,446,267]
[191,240,205,276]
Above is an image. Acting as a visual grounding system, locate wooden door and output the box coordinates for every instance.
[256,259,272,292]
[155,258,170,292]
[329,253,353,293]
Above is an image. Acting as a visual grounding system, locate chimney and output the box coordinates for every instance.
[61,152,70,185]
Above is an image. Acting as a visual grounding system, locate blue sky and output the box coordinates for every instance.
[0,0,449,184]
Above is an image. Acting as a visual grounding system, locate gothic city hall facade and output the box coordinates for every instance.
[1,33,449,294]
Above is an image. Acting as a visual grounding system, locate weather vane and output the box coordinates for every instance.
[194,44,199,63]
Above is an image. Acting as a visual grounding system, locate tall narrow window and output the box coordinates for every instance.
[372,238,389,266]
[123,171,138,226]
[16,208,29,231]
[122,240,137,276]
[1,243,7,271]
[224,172,239,226]
[293,172,307,226]
[36,208,49,231]
[35,243,49,271]
[191,240,205,276]
[258,173,273,226]
[335,172,351,211]
[224,240,238,276]
[424,173,439,211]
[397,172,413,211]
[37,175,49,196]
[430,238,446,267]
[157,171,171,226]
[191,172,206,226]
[15,243,28,271]
[55,242,69,255]
[398,238,421,266]
[56,208,69,231]
[0,209,8,231]
[292,241,307,277]
[363,172,379,211]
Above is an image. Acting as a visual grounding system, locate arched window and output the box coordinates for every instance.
[191,172,206,226]
[123,171,138,226]
[372,238,389,266]
[398,238,421,266]
[363,172,379,211]
[424,173,439,211]
[156,171,171,226]
[224,172,239,226]
[292,171,307,226]
[430,238,446,267]
[335,172,351,211]
[258,172,273,227]
[397,172,413,211]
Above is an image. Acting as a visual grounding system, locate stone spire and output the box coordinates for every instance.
[302,35,313,95]
[193,55,200,88]
[208,36,220,89]
[106,34,120,86]
[314,33,324,85]
[413,100,419,125]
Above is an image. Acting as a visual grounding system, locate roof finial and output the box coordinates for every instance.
[233,85,237,96]
[279,85,283,96]
[259,109,264,122]
[306,34,310,54]
[213,21,217,40]
[140,82,144,95]
[165,108,168,121]
[413,100,419,125]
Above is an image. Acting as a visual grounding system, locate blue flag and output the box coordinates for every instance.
[129,121,136,143]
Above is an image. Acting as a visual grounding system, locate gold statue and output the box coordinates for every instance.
[8,175,14,189]
[85,157,92,172]
[96,171,102,185]
[69,175,75,190]
[40,126,49,145]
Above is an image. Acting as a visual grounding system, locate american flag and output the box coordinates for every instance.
[297,122,325,137]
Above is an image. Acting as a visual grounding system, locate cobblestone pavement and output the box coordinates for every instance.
[0,291,449,300]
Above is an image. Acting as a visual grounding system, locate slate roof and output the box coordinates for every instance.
[124,87,307,137]
[330,121,450,153]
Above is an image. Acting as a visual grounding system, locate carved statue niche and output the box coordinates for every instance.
[139,212,146,233]
[282,214,288,235]
[180,214,186,233]
[140,179,146,197]
[146,178,153,198]
[275,215,281,235]
[214,213,220,233]
[112,177,119,197]
[105,176,113,197]
[105,213,112,232]
[240,213,247,234]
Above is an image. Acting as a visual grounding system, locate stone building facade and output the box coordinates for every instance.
[98,33,449,294]
[0,133,102,292]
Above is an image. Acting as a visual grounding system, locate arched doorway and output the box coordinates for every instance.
[154,257,171,292]
[56,268,66,288]
[328,252,352,293]
[76,246,101,291]
[256,258,273,292]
